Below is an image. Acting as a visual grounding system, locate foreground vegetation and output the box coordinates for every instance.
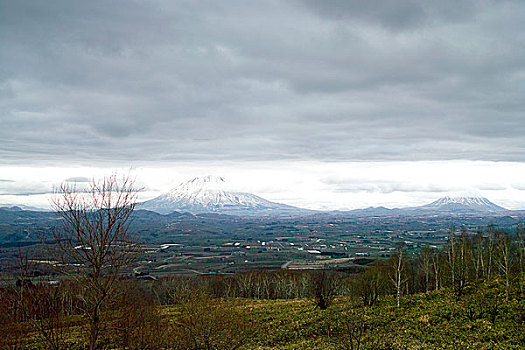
[3,222,525,349]
[240,280,525,349]
[2,277,525,349]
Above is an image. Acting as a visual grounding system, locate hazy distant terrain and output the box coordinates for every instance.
[1,200,523,276]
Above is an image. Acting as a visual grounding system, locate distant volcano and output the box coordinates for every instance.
[338,193,508,216]
[138,175,309,216]
[417,194,506,213]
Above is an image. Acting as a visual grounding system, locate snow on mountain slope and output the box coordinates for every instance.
[139,176,307,215]
[419,194,506,213]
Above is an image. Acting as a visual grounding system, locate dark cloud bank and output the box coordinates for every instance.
[1,0,524,165]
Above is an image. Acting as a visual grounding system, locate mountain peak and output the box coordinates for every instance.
[422,194,506,213]
[445,190,484,200]
[140,176,308,216]
[188,175,225,184]
[168,175,231,195]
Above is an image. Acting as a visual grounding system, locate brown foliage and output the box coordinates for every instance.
[109,280,168,349]
[169,295,253,350]
[311,270,336,309]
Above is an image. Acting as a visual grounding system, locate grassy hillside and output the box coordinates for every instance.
[165,278,525,349]
[4,278,525,349]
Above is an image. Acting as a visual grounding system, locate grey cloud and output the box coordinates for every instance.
[0,191,50,196]
[64,177,91,183]
[477,184,507,191]
[299,0,481,30]
[300,0,426,30]
[0,180,52,196]
[512,184,525,191]
[0,0,524,166]
[322,177,454,194]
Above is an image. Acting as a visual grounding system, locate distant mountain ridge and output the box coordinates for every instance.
[0,190,516,245]
[138,175,311,216]
[1,177,510,217]
[140,177,507,216]
[336,194,508,216]
[0,204,48,212]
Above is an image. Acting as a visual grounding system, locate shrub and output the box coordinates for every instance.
[169,295,252,350]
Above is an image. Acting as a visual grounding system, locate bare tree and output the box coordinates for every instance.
[355,262,386,307]
[515,224,525,296]
[495,230,513,301]
[15,248,73,349]
[447,227,457,287]
[311,270,335,310]
[419,246,434,293]
[172,295,251,350]
[51,173,139,350]
[472,230,485,280]
[431,249,444,291]
[333,308,370,350]
[485,224,496,279]
[454,229,471,296]
[389,243,406,308]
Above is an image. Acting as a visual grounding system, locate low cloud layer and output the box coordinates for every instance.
[64,177,91,183]
[2,161,525,210]
[1,0,524,165]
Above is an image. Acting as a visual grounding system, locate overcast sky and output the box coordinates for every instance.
[1,0,525,209]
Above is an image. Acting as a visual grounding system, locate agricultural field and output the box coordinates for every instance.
[2,206,524,277]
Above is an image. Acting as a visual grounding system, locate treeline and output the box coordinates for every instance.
[1,224,525,349]
[354,224,525,307]
[152,224,525,307]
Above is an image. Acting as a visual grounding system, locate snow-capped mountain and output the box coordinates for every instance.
[417,194,506,213]
[138,175,309,216]
[334,194,508,216]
